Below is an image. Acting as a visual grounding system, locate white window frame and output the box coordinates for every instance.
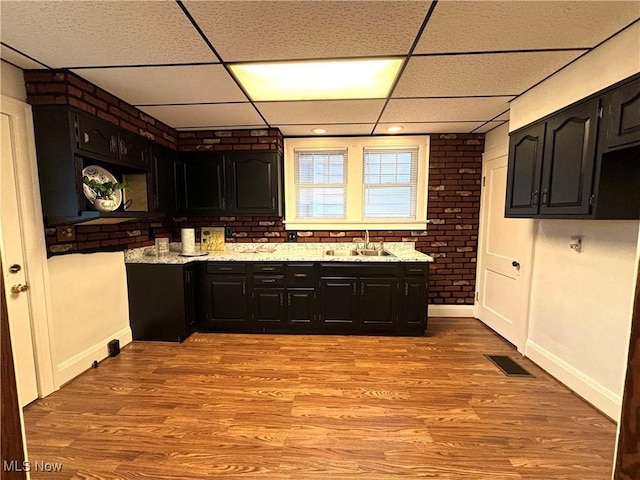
[284,135,429,230]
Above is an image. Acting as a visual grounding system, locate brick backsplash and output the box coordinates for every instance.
[26,69,482,305]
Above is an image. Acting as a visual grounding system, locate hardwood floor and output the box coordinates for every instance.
[23,317,616,479]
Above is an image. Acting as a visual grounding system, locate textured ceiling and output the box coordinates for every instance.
[1,0,639,136]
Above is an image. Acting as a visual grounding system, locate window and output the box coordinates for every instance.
[284,136,429,230]
[295,150,347,218]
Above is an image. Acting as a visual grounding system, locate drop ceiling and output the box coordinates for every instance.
[1,0,639,136]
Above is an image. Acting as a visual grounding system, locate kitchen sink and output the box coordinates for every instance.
[324,249,359,256]
[358,249,394,257]
[324,249,394,257]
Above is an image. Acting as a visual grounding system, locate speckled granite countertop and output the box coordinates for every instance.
[125,242,433,264]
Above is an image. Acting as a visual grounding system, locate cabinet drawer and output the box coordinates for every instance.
[253,263,285,274]
[253,275,285,287]
[404,264,428,276]
[207,263,246,274]
[320,263,398,277]
[287,264,315,286]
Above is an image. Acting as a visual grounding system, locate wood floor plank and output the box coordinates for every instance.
[23,317,617,479]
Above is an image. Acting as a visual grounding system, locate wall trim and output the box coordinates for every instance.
[525,339,621,420]
[429,305,475,318]
[56,327,132,387]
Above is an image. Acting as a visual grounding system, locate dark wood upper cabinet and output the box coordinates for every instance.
[180,151,282,216]
[152,146,179,213]
[227,152,282,215]
[75,112,119,161]
[506,73,640,220]
[184,152,226,213]
[32,106,154,225]
[601,77,640,150]
[539,99,598,216]
[505,123,545,217]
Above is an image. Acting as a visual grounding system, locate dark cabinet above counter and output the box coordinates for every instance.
[181,151,282,216]
[505,74,640,220]
[31,105,283,225]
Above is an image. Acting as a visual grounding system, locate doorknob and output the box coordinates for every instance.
[511,261,520,269]
[10,283,29,294]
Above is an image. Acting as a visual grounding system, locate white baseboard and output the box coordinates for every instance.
[55,327,132,387]
[525,340,621,420]
[428,305,475,318]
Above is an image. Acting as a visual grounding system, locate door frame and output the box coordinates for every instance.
[1,95,56,397]
[474,145,536,353]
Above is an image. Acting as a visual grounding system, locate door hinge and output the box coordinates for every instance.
[589,194,595,206]
[482,176,486,187]
[475,291,479,302]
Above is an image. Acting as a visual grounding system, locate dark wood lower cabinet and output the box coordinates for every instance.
[128,260,429,336]
[204,276,249,330]
[126,263,199,342]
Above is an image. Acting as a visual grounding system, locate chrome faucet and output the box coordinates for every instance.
[364,230,370,249]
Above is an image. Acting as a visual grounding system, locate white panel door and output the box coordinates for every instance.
[1,112,39,406]
[475,153,535,351]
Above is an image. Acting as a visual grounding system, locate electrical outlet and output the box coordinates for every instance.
[225,226,233,237]
[286,231,298,242]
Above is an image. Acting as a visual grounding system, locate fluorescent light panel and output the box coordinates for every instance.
[231,58,403,101]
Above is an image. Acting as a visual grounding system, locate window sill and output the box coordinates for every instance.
[284,220,428,231]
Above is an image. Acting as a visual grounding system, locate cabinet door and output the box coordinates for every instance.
[126,264,193,342]
[319,278,357,327]
[539,99,599,216]
[185,153,226,212]
[505,122,545,217]
[402,279,427,327]
[75,113,119,161]
[360,278,398,329]
[204,276,249,331]
[183,264,197,338]
[152,146,178,212]
[119,130,150,170]
[253,288,286,328]
[227,152,279,215]
[287,289,315,325]
[602,77,640,150]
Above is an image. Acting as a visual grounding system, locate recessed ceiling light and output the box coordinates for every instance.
[230,58,403,101]
[312,128,328,134]
[386,125,404,133]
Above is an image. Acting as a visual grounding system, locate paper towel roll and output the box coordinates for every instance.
[181,228,195,254]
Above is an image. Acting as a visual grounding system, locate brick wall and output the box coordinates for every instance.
[24,70,177,149]
[26,69,483,305]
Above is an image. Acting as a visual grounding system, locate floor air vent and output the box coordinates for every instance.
[485,354,533,377]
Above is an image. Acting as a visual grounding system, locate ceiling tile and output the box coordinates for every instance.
[380,97,514,123]
[139,104,265,129]
[493,110,510,122]
[415,1,640,53]
[394,51,584,97]
[0,45,46,69]
[72,65,247,105]
[0,1,216,67]
[276,124,375,136]
[256,100,386,125]
[374,122,484,135]
[183,0,431,62]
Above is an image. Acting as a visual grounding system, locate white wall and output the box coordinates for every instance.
[2,60,133,389]
[1,60,27,101]
[483,123,509,154]
[526,221,638,419]
[510,22,640,131]
[48,252,132,385]
[501,24,640,419]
